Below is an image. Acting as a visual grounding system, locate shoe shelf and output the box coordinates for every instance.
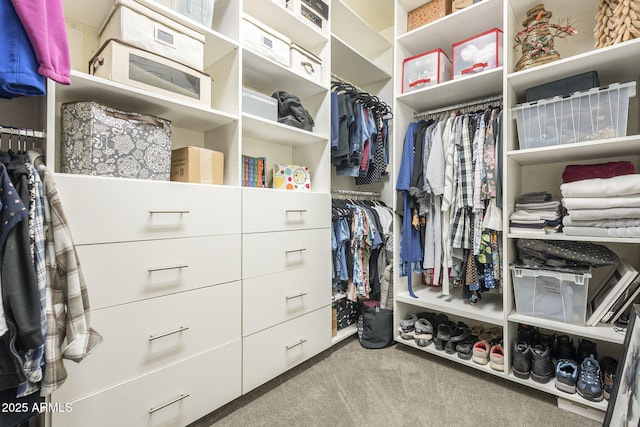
[396,287,503,326]
[396,335,506,379]
[507,312,626,345]
[507,372,609,412]
[332,324,358,345]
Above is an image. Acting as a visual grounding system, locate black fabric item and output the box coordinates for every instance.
[358,302,394,349]
[271,91,315,131]
[516,239,620,269]
[0,386,44,426]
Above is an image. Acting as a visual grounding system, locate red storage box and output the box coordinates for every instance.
[402,48,452,93]
[452,28,503,79]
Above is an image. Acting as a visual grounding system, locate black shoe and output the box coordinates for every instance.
[531,344,554,383]
[556,335,576,361]
[433,336,445,351]
[456,336,477,360]
[518,323,537,345]
[577,339,598,363]
[537,330,556,357]
[445,339,457,354]
[599,357,618,400]
[512,341,531,380]
[436,322,452,341]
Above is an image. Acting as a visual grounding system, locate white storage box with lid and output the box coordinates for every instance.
[151,0,214,27]
[512,81,637,150]
[242,87,277,121]
[452,28,503,79]
[100,0,205,71]
[242,14,291,67]
[285,0,329,35]
[510,266,591,325]
[89,39,211,107]
[402,48,451,93]
[290,44,322,85]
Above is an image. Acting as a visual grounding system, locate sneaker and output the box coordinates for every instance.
[577,356,604,402]
[577,339,598,363]
[472,340,490,365]
[555,359,578,394]
[537,330,556,357]
[555,335,576,361]
[489,344,504,371]
[599,357,618,400]
[413,318,433,347]
[518,323,537,345]
[512,341,531,379]
[530,344,554,383]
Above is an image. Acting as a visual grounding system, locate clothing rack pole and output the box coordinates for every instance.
[413,94,503,119]
[330,72,365,93]
[331,188,381,199]
[0,126,46,140]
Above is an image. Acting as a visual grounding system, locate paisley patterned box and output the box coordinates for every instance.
[61,101,172,181]
[272,164,311,191]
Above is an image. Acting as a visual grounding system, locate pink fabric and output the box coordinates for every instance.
[10,0,71,85]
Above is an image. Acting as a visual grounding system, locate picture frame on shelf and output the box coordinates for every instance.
[604,304,640,426]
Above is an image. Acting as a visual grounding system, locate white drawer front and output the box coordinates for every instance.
[54,173,241,244]
[52,341,241,427]
[242,228,331,278]
[77,234,241,308]
[243,262,331,336]
[243,188,330,232]
[243,306,331,393]
[53,282,240,403]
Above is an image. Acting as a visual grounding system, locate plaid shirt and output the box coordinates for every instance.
[38,165,103,396]
[451,115,474,249]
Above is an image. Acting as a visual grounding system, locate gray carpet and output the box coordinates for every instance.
[189,336,601,427]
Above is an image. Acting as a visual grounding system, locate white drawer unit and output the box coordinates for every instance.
[54,174,241,244]
[243,262,331,336]
[53,282,241,402]
[243,188,330,232]
[76,234,240,309]
[52,341,242,427]
[242,306,331,393]
[242,228,331,279]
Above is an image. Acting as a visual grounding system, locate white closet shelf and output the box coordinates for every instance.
[507,135,640,166]
[242,114,327,146]
[397,68,503,112]
[397,0,503,54]
[507,312,626,345]
[507,38,640,97]
[332,324,357,345]
[243,50,327,99]
[507,372,609,412]
[59,71,238,132]
[332,0,392,60]
[331,36,392,88]
[243,0,328,50]
[397,336,506,378]
[396,287,504,326]
[507,232,640,245]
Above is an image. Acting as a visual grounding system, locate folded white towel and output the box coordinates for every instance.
[560,174,640,197]
[566,207,640,221]
[562,195,640,210]
[563,217,640,228]
[563,226,640,238]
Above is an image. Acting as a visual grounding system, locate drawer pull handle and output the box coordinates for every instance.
[285,248,307,254]
[148,210,190,214]
[147,264,189,272]
[148,393,190,414]
[148,326,189,341]
[286,339,307,350]
[285,209,307,214]
[286,292,307,300]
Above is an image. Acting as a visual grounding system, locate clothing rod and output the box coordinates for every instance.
[413,94,503,119]
[331,73,365,93]
[332,188,381,198]
[0,126,46,139]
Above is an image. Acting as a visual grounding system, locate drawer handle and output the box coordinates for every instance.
[148,393,190,414]
[286,292,307,300]
[286,339,307,350]
[285,209,307,214]
[147,264,189,272]
[285,248,307,254]
[148,210,190,214]
[148,326,190,341]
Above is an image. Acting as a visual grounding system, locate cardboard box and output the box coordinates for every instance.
[407,0,452,31]
[171,146,224,185]
[332,308,337,337]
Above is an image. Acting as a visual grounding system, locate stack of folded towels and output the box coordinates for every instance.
[509,191,562,235]
[561,161,640,238]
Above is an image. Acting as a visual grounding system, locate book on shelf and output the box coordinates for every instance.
[242,155,266,188]
[586,260,639,327]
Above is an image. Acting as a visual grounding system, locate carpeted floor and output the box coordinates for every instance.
[188,336,602,427]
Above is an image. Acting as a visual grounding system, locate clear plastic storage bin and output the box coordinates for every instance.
[510,266,591,325]
[452,28,502,79]
[402,48,451,93]
[512,81,636,150]
[152,0,214,27]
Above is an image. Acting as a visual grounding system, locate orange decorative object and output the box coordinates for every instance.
[407,0,453,31]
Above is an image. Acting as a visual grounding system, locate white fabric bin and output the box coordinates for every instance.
[100,0,205,71]
[285,0,329,35]
[151,0,215,27]
[242,14,291,67]
[290,44,322,85]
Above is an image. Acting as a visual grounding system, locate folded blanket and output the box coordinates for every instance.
[509,209,561,221]
[514,200,561,210]
[562,161,635,183]
[562,195,640,210]
[517,191,552,204]
[563,226,640,238]
[565,207,640,221]
[560,174,640,197]
[562,217,640,228]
